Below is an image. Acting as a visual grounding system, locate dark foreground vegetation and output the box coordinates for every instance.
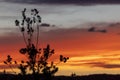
[0,74,120,80]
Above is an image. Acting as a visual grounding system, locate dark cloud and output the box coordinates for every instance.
[69,61,120,69]
[97,29,107,33]
[40,23,51,27]
[3,0,120,4]
[88,27,107,33]
[88,27,96,32]
[101,64,120,68]
[85,62,120,69]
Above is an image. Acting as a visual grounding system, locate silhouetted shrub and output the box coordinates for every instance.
[4,8,69,80]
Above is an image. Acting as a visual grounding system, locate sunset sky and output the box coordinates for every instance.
[1,0,120,76]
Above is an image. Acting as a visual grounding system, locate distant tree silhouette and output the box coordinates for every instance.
[4,8,69,80]
[71,73,76,77]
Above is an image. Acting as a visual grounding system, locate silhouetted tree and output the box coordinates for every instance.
[4,8,69,80]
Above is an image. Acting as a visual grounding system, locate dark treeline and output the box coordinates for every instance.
[0,74,120,80]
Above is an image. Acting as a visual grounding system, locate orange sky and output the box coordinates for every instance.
[1,23,120,75]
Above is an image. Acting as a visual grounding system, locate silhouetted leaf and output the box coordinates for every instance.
[21,27,25,32]
[60,55,63,61]
[26,17,31,23]
[51,62,53,67]
[7,55,12,62]
[34,8,39,14]
[14,61,17,64]
[51,49,54,54]
[19,48,27,54]
[21,60,24,63]
[4,61,7,64]
[15,20,19,26]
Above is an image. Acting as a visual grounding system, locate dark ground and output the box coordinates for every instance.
[0,74,120,80]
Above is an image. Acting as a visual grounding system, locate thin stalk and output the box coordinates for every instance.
[22,32,27,46]
[9,64,16,74]
[18,26,27,46]
[36,24,39,49]
[55,61,61,66]
[29,29,32,47]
